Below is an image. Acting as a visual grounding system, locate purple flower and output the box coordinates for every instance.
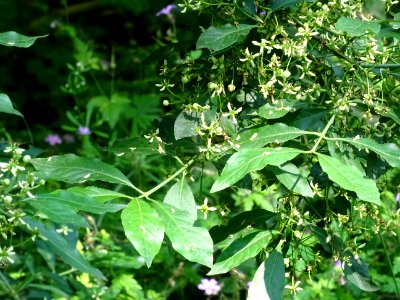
[198,278,221,296]
[335,260,342,269]
[77,126,91,136]
[156,4,177,16]
[45,134,62,146]
[396,192,400,203]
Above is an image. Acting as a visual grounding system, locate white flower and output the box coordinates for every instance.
[197,198,217,219]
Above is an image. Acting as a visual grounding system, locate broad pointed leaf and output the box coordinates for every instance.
[210,209,276,244]
[121,199,165,267]
[238,123,307,148]
[211,147,304,193]
[247,250,285,300]
[31,190,125,214]
[152,201,213,267]
[317,154,380,205]
[27,198,88,228]
[269,0,302,12]
[109,137,159,156]
[0,31,47,48]
[0,94,23,117]
[208,230,273,275]
[336,17,381,36]
[344,256,379,292]
[337,137,400,167]
[23,217,105,279]
[196,24,256,52]
[164,179,197,222]
[68,186,129,202]
[31,154,136,189]
[271,163,314,197]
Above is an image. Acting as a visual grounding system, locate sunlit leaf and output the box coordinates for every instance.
[238,123,307,148]
[68,186,129,202]
[27,198,89,228]
[152,201,213,267]
[23,217,105,279]
[31,154,136,189]
[0,93,23,117]
[337,137,400,167]
[344,256,379,292]
[317,153,380,205]
[0,31,47,48]
[247,250,285,300]
[31,190,125,214]
[121,198,165,267]
[164,179,197,222]
[109,137,159,156]
[210,209,276,244]
[272,163,314,197]
[336,17,381,36]
[211,147,304,192]
[208,230,273,275]
[196,24,256,52]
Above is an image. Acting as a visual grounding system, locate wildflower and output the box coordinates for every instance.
[56,225,73,236]
[197,198,217,219]
[0,246,15,265]
[45,134,62,146]
[156,4,177,16]
[77,126,91,136]
[396,192,400,203]
[335,259,342,269]
[222,102,242,125]
[285,278,303,295]
[198,278,221,296]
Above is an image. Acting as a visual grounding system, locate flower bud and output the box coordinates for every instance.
[23,155,31,163]
[163,100,169,106]
[228,83,236,92]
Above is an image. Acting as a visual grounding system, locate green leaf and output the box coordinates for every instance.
[164,179,197,223]
[109,137,159,156]
[271,163,314,197]
[152,201,213,267]
[0,94,23,117]
[208,230,273,275]
[344,257,379,292]
[238,123,307,148]
[68,186,129,202]
[174,110,201,140]
[27,198,89,228]
[336,17,381,36]
[211,147,304,193]
[247,250,285,300]
[121,199,165,267]
[31,190,125,214]
[258,99,306,120]
[196,24,256,52]
[210,209,276,244]
[0,31,47,48]
[23,217,105,279]
[317,153,380,205]
[337,137,400,168]
[31,154,136,189]
[268,0,302,12]
[381,108,400,125]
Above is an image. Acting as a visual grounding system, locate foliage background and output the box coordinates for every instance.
[0,0,400,299]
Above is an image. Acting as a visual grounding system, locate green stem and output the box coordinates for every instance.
[138,158,195,199]
[379,232,400,298]
[308,113,336,153]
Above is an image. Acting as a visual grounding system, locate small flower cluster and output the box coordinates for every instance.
[44,126,91,146]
